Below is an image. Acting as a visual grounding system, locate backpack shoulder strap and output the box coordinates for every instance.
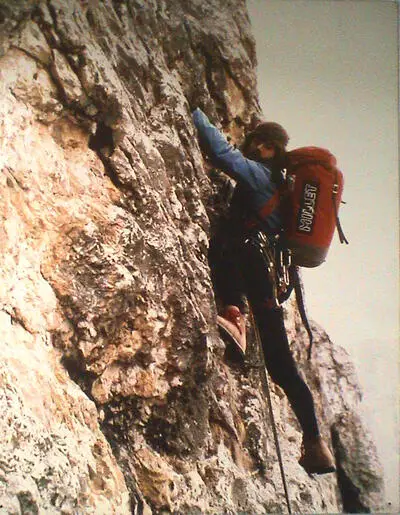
[257,189,281,219]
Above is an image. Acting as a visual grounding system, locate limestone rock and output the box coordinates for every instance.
[0,1,384,513]
[0,312,130,514]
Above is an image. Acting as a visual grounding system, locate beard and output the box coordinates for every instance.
[244,149,271,164]
[243,146,260,159]
[244,149,260,161]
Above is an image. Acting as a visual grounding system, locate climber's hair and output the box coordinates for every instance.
[242,121,290,158]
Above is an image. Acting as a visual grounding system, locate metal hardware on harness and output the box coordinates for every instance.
[278,244,292,291]
[287,174,296,192]
[332,183,339,194]
[246,231,278,307]
[245,231,292,307]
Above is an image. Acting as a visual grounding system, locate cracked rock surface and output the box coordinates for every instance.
[0,1,384,513]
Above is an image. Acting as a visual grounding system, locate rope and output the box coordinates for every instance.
[250,309,292,514]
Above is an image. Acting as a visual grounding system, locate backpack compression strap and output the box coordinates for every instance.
[333,170,349,244]
[292,266,314,360]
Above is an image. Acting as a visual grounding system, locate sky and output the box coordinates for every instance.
[247,0,399,510]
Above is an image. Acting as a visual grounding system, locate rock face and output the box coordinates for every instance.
[0,1,384,513]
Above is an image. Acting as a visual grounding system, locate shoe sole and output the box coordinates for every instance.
[299,463,336,475]
[217,317,246,357]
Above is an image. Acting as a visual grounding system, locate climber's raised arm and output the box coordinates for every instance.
[192,107,269,190]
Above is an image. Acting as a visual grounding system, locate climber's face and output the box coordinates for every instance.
[245,137,276,161]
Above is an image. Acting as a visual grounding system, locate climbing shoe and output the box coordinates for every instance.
[299,435,336,475]
[217,305,247,357]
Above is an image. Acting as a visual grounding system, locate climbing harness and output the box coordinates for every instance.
[245,231,315,360]
[249,308,292,514]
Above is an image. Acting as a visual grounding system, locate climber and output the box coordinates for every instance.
[192,107,336,475]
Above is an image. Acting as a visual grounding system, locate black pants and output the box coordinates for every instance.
[209,229,320,440]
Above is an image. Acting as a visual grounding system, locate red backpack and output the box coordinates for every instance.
[282,147,348,267]
[249,146,348,267]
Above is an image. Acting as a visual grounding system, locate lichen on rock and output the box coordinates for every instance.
[0,0,384,513]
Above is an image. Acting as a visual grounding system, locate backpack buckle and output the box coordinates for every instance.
[332,184,339,195]
[287,174,296,192]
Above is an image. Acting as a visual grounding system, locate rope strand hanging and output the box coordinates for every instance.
[250,308,292,514]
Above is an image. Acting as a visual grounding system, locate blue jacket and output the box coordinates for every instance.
[192,108,282,232]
